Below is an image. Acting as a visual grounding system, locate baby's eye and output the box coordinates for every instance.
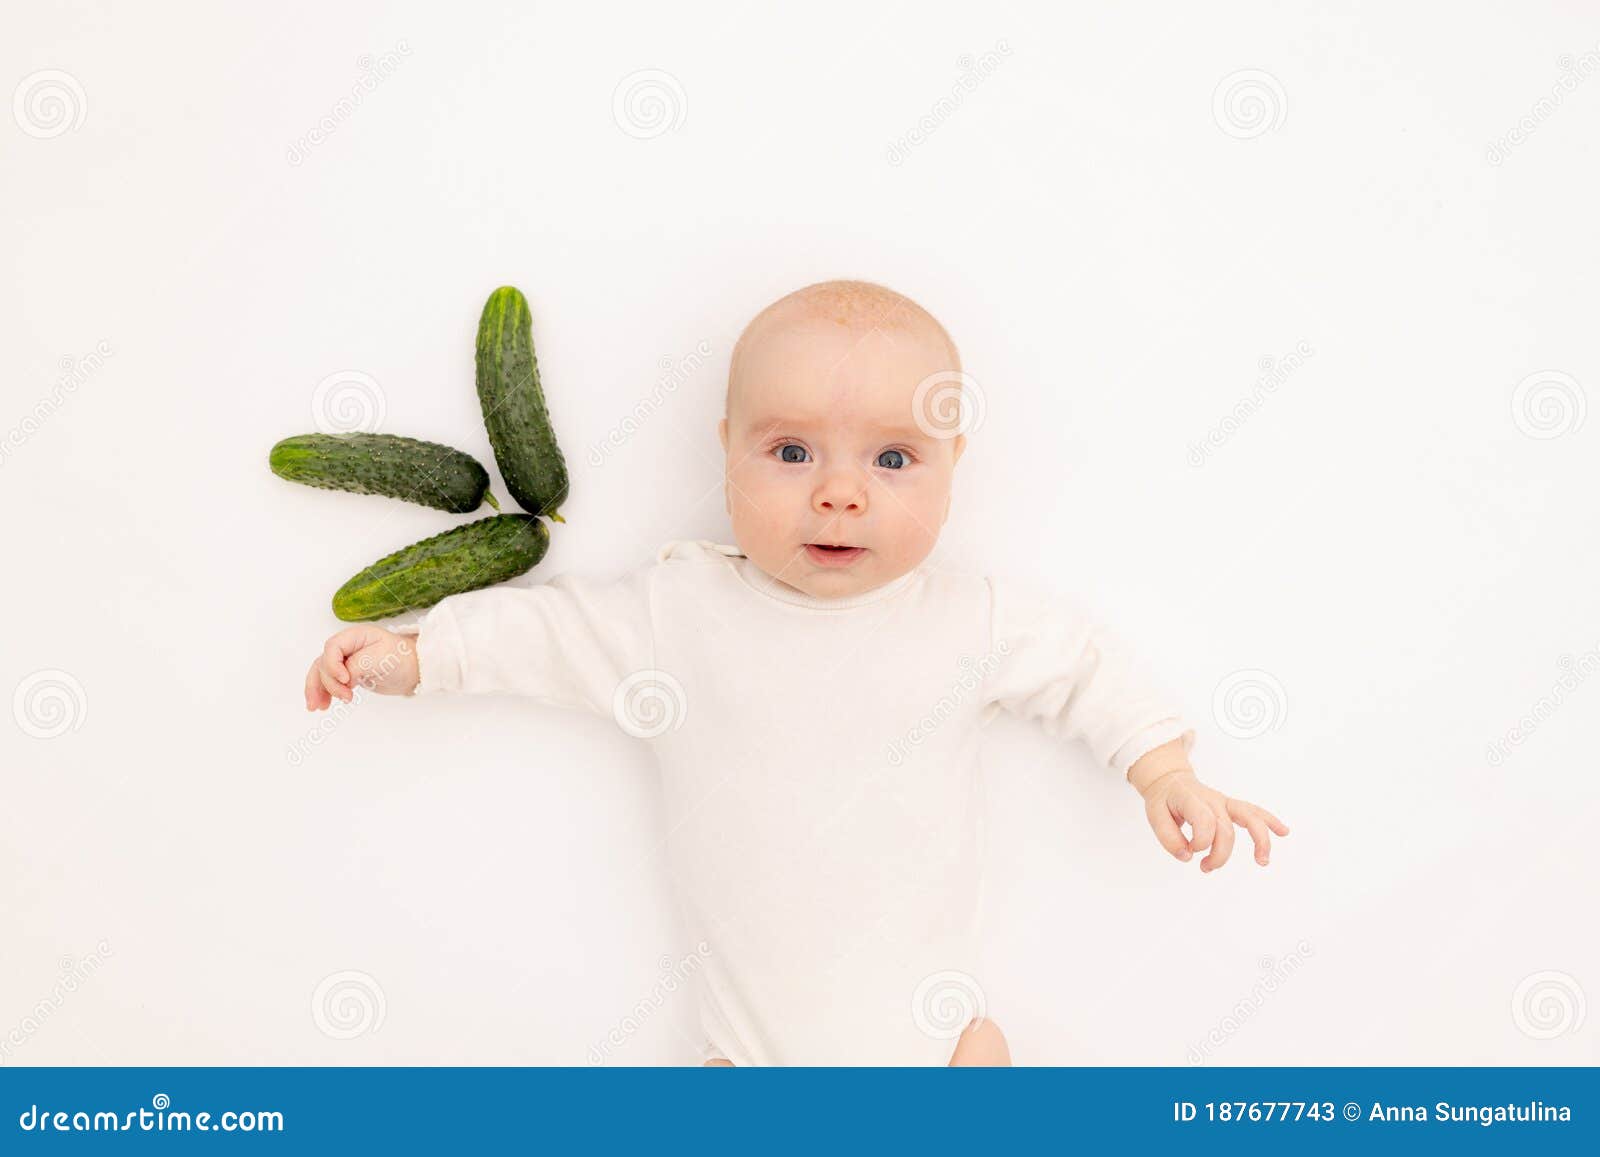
[876,449,908,470]
[775,443,810,464]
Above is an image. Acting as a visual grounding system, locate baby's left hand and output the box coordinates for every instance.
[1137,768,1289,872]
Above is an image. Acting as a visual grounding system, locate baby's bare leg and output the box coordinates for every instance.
[947,1017,1011,1066]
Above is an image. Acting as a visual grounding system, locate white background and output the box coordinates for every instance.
[3,1,1597,1066]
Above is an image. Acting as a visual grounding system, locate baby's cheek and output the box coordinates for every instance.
[726,483,784,551]
[725,469,762,520]
[883,492,945,555]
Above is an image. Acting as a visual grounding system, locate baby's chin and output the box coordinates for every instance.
[745,541,929,599]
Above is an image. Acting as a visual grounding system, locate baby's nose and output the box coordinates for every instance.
[814,475,866,513]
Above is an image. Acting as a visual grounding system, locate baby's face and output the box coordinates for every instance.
[718,313,966,599]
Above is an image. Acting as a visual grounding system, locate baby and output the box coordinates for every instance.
[302,279,1289,1066]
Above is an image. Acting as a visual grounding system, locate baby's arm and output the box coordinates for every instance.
[981,575,1289,872]
[302,561,658,715]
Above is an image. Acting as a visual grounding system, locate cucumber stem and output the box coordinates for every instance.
[547,510,566,524]
[484,491,502,511]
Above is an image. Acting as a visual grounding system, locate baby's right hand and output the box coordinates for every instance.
[304,626,419,710]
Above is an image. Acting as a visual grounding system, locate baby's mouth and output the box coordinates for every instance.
[804,543,867,566]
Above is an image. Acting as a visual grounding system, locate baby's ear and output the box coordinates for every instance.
[717,417,729,453]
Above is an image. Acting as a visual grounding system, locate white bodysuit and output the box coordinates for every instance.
[394,540,1193,1065]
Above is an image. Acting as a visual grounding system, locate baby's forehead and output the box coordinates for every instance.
[749,293,953,362]
[731,365,944,447]
[726,280,961,426]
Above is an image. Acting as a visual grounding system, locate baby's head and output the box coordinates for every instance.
[718,279,967,599]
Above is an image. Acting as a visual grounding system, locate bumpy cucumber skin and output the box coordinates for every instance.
[332,514,550,622]
[270,433,495,514]
[475,286,569,521]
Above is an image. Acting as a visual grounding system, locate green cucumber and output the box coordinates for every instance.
[270,433,500,514]
[475,286,569,522]
[331,514,549,622]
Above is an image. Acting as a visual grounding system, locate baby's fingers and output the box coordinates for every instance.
[306,658,352,709]
[304,660,348,710]
[1146,801,1194,863]
[1180,798,1217,855]
[323,632,359,686]
[1228,800,1286,865]
[1201,806,1236,873]
[320,664,352,704]
[304,660,329,710]
[1233,798,1290,837]
[1231,803,1272,866]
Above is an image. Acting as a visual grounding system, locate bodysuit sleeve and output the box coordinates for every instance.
[389,560,658,718]
[980,575,1195,776]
